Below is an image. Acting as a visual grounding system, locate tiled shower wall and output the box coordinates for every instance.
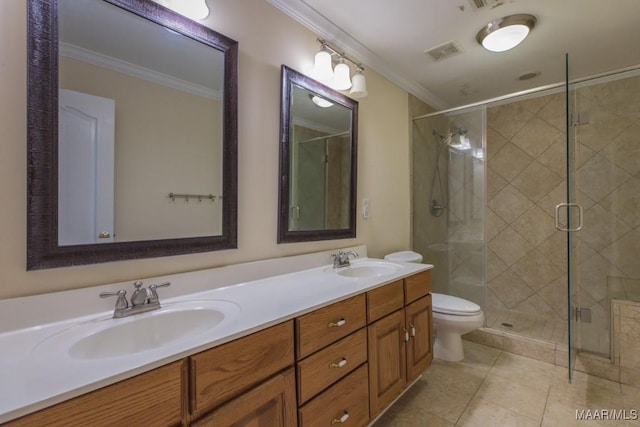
[485,74,640,356]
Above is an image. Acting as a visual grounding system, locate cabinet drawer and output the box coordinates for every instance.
[5,361,184,427]
[192,368,297,427]
[190,321,294,418]
[298,364,369,427]
[367,280,404,323]
[296,294,366,359]
[404,270,431,304]
[297,328,367,404]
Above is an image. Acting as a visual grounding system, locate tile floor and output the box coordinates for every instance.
[374,340,640,426]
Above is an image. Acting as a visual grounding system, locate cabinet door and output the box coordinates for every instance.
[5,361,184,427]
[192,368,297,427]
[367,309,407,417]
[190,321,294,418]
[406,295,433,382]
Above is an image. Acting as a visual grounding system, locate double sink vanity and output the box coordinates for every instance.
[0,247,433,426]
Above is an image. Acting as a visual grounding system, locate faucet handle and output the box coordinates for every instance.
[149,281,171,303]
[345,251,359,259]
[100,289,128,310]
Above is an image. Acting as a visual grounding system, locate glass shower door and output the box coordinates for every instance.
[562,54,582,382]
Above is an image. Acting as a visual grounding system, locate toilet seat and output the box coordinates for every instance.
[432,293,481,316]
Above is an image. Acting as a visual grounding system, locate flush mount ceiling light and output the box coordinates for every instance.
[476,14,537,52]
[311,39,368,98]
[310,94,333,108]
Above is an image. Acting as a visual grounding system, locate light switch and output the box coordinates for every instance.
[362,198,370,219]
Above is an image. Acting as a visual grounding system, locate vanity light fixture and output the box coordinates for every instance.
[154,0,210,20]
[312,39,368,98]
[476,14,537,52]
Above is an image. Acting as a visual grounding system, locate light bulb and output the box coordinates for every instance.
[313,49,334,83]
[349,69,368,98]
[163,0,210,20]
[331,60,352,91]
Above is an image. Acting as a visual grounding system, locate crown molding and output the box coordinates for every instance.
[60,43,222,100]
[266,0,448,110]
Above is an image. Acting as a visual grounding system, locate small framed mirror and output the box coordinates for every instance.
[278,65,358,243]
[27,0,238,269]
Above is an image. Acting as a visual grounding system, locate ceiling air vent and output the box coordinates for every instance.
[468,0,505,10]
[425,41,464,61]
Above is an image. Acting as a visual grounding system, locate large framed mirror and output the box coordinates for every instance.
[27,0,238,270]
[278,65,358,243]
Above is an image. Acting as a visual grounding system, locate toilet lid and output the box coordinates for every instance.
[384,251,423,263]
[432,293,481,315]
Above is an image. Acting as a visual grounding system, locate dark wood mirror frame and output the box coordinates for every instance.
[27,0,238,270]
[277,65,358,243]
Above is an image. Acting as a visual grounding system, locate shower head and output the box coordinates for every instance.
[433,128,467,147]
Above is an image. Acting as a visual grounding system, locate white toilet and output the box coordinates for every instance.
[384,251,484,362]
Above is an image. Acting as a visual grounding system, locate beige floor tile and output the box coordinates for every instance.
[458,397,539,427]
[542,398,629,427]
[622,385,640,426]
[548,378,624,409]
[474,373,549,421]
[417,376,475,423]
[373,381,456,427]
[489,351,555,388]
[459,340,501,370]
[423,360,487,396]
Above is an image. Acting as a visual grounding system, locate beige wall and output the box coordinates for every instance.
[60,57,223,240]
[0,0,410,299]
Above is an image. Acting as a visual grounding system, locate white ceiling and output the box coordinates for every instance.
[268,0,640,109]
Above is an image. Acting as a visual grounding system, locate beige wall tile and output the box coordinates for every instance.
[487,103,533,140]
[489,143,535,181]
[512,117,561,158]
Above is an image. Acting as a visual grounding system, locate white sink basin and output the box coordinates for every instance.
[336,261,402,278]
[33,300,240,360]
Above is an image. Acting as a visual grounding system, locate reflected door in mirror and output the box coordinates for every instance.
[58,0,224,244]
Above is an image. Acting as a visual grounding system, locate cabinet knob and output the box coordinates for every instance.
[329,357,348,369]
[410,323,416,337]
[403,327,409,342]
[331,411,350,424]
[328,318,346,328]
[98,231,111,238]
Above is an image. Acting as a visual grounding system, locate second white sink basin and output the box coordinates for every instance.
[336,261,402,278]
[33,300,240,360]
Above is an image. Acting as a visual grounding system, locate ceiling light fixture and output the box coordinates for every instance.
[312,39,368,98]
[476,14,536,52]
[310,94,334,108]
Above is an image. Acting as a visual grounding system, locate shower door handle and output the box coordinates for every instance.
[554,203,583,232]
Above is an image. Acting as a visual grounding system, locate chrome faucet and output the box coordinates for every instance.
[100,281,171,318]
[331,250,359,268]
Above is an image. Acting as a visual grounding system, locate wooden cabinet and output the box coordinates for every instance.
[367,270,433,417]
[189,321,294,419]
[368,309,407,415]
[192,368,297,427]
[295,295,370,426]
[5,270,432,427]
[298,364,370,427]
[295,294,366,359]
[5,361,185,427]
[406,294,433,382]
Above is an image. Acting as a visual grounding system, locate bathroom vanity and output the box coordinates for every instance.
[0,248,432,426]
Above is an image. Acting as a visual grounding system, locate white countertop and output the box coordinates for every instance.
[0,247,431,423]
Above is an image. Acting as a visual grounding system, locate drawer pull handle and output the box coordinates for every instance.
[331,411,350,424]
[330,357,348,368]
[410,323,416,337]
[328,318,346,328]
